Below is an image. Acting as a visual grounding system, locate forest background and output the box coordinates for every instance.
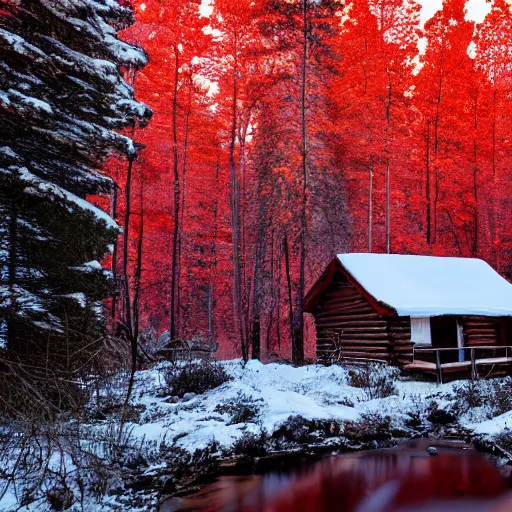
[96,0,512,364]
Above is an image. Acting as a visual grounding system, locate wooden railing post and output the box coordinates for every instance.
[436,350,443,385]
[471,348,477,380]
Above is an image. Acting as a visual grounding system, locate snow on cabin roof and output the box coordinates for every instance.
[336,253,512,318]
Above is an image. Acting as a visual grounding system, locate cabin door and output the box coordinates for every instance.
[457,322,465,362]
[430,317,458,363]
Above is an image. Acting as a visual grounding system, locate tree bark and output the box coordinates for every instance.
[432,44,445,245]
[284,234,294,354]
[229,29,249,361]
[111,183,119,319]
[426,120,431,246]
[472,93,479,257]
[170,46,180,341]
[7,199,18,350]
[368,159,373,252]
[292,0,309,366]
[122,156,135,339]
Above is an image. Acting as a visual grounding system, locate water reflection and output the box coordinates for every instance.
[162,441,511,512]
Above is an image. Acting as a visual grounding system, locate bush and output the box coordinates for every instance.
[452,378,512,419]
[164,359,231,398]
[343,413,393,443]
[452,380,486,415]
[348,363,399,400]
[214,393,263,425]
[231,431,269,458]
[488,378,512,417]
[272,415,342,444]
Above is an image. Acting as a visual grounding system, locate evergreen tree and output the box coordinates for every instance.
[0,0,151,374]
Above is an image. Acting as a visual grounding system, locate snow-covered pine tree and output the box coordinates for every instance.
[0,0,151,369]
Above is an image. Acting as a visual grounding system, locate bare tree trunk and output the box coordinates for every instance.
[386,161,390,254]
[276,235,282,350]
[176,80,192,336]
[385,72,392,254]
[207,283,214,342]
[118,154,137,445]
[266,230,276,352]
[292,0,309,365]
[111,184,119,319]
[133,183,144,344]
[170,46,180,341]
[229,30,248,361]
[491,88,499,268]
[283,234,294,354]
[122,156,135,339]
[426,120,431,247]
[250,195,268,361]
[7,199,18,350]
[472,94,479,257]
[432,46,444,245]
[368,159,373,252]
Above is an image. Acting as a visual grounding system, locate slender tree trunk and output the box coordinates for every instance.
[176,81,192,336]
[426,120,431,247]
[207,283,214,342]
[491,88,499,268]
[7,200,18,350]
[283,234,294,354]
[122,156,135,338]
[472,94,479,257]
[211,157,220,343]
[292,0,309,365]
[118,154,137,445]
[385,73,392,254]
[385,161,390,253]
[250,192,268,361]
[368,159,373,252]
[276,235,282,350]
[229,30,248,361]
[170,46,180,341]
[133,183,144,344]
[111,184,119,319]
[432,47,444,245]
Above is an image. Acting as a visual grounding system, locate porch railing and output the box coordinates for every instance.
[413,345,512,384]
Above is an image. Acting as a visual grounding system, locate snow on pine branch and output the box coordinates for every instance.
[0,0,151,344]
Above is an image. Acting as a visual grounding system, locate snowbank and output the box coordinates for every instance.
[109,360,459,452]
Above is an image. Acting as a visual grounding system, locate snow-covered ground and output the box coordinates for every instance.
[2,359,512,511]
[95,360,511,452]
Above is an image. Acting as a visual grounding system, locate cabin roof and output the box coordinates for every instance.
[305,253,512,317]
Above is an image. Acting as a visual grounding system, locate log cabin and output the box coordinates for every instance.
[304,254,512,381]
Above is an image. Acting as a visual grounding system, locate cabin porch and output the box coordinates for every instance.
[403,346,512,383]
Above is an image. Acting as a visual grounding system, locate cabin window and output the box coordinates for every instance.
[411,318,432,346]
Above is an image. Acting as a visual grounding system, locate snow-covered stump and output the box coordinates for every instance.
[0,1,150,376]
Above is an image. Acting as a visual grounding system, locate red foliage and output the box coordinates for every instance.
[96,0,512,360]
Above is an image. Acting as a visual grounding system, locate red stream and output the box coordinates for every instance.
[163,441,512,512]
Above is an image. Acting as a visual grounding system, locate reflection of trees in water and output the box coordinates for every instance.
[163,441,508,512]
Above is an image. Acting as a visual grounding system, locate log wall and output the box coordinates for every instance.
[311,272,505,365]
[313,273,413,365]
[460,316,501,347]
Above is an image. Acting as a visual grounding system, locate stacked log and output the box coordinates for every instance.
[314,279,392,363]
[460,316,500,347]
[388,317,414,365]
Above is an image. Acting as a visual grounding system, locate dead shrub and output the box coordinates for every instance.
[230,430,269,458]
[348,363,399,400]
[164,359,231,398]
[214,393,263,425]
[343,413,393,443]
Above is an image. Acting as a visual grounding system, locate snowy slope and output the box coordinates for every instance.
[2,359,512,511]
[338,253,512,317]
